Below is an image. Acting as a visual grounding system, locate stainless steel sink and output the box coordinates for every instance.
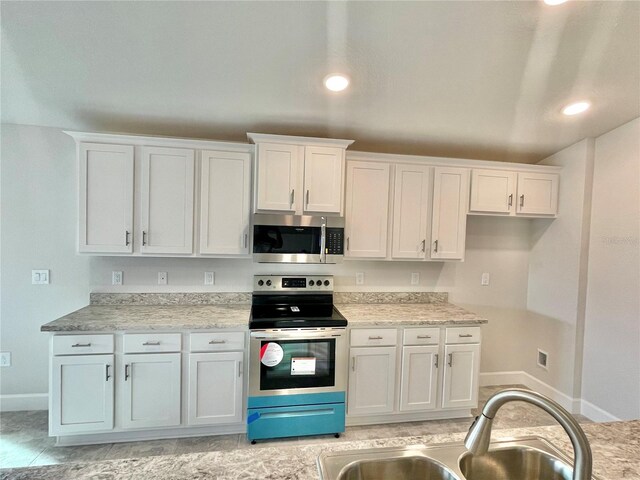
[317,437,598,480]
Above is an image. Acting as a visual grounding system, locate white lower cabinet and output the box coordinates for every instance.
[188,352,243,425]
[51,354,114,435]
[120,353,182,429]
[441,343,481,409]
[348,346,396,415]
[399,345,439,412]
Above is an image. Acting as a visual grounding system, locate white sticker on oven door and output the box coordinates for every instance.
[291,357,316,375]
[260,342,284,367]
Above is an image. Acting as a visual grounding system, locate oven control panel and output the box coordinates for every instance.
[254,275,333,292]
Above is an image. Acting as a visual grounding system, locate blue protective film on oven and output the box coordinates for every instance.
[247,412,261,424]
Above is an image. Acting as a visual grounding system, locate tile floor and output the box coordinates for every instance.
[0,385,590,470]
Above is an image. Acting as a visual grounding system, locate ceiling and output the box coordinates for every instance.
[2,1,639,163]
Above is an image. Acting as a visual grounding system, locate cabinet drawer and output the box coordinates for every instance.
[445,326,481,344]
[403,328,440,345]
[123,333,182,353]
[351,329,397,347]
[190,332,245,352]
[52,334,114,355]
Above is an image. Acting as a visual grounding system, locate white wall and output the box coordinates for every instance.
[0,124,91,408]
[582,117,640,420]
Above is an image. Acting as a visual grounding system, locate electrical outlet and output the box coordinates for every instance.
[32,270,50,285]
[537,349,549,370]
[112,271,123,285]
[481,272,490,286]
[158,272,168,285]
[356,272,365,285]
[411,272,420,285]
[204,272,215,285]
[0,352,11,367]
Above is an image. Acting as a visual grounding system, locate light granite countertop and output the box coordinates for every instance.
[336,302,487,326]
[2,421,637,479]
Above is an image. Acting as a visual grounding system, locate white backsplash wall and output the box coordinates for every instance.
[90,216,532,310]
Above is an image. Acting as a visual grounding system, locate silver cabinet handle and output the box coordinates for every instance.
[346,237,350,251]
[417,335,432,339]
[125,230,131,246]
[368,336,383,340]
[142,341,160,346]
[72,343,91,348]
[434,240,439,253]
[434,354,439,368]
[290,189,295,208]
[448,353,453,367]
[520,194,525,207]
[124,364,130,381]
[209,340,226,344]
[459,334,473,338]
[421,239,426,252]
[238,361,242,377]
[142,231,147,246]
[306,189,310,207]
[244,234,248,249]
[351,356,356,371]
[105,364,111,381]
[508,194,513,207]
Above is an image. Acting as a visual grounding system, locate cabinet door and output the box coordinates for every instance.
[392,165,431,259]
[516,172,559,216]
[255,143,301,212]
[399,345,439,412]
[469,169,516,214]
[441,343,480,409]
[345,161,390,258]
[188,352,243,425]
[199,150,251,255]
[347,346,396,415]
[303,146,344,214]
[120,353,181,429]
[78,143,134,253]
[51,354,114,435]
[140,146,195,254]
[430,167,469,260]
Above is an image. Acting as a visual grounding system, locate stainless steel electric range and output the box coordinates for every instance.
[247,275,347,443]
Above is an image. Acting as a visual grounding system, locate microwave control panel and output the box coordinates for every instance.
[326,228,344,255]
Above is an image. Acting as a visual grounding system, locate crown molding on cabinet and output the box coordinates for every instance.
[247,132,354,149]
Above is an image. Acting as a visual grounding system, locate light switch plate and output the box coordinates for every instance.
[158,272,168,285]
[112,271,123,285]
[32,270,49,285]
[204,272,215,285]
[411,273,420,285]
[355,272,365,285]
[0,352,11,367]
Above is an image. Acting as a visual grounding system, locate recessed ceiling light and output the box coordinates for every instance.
[324,74,350,92]
[562,101,591,116]
[543,0,568,5]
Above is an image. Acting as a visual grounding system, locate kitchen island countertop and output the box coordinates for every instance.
[2,420,637,479]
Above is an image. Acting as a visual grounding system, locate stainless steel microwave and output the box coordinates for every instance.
[252,214,344,264]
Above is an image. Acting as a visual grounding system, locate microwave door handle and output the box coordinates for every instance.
[320,217,327,263]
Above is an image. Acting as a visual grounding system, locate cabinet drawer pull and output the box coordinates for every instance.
[125,364,130,381]
[434,354,439,368]
[508,194,513,207]
[142,231,147,246]
[208,340,226,345]
[346,237,350,251]
[520,194,525,207]
[368,336,383,340]
[238,361,243,377]
[351,356,356,371]
[244,234,248,248]
[125,230,131,246]
[72,343,91,348]
[458,334,473,338]
[417,335,432,339]
[105,364,111,381]
[448,353,453,367]
[142,341,161,346]
[290,189,295,208]
[434,239,439,253]
[306,189,310,206]
[421,239,426,252]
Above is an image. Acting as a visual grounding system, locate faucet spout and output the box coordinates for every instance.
[464,388,592,480]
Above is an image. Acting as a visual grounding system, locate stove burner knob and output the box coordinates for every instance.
[309,280,315,286]
[266,280,272,286]
[257,280,264,286]
[324,280,330,286]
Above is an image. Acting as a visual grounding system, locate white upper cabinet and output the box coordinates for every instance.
[78,143,134,253]
[345,161,391,258]
[469,168,558,217]
[255,142,301,213]
[199,150,251,255]
[430,167,469,260]
[303,146,344,214]
[391,164,431,259]
[249,133,353,216]
[140,146,195,255]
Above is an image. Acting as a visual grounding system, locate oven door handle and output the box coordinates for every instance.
[251,332,345,340]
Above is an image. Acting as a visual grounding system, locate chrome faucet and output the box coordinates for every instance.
[464,388,592,480]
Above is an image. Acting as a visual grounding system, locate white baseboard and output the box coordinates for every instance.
[0,393,49,412]
[580,399,621,423]
[480,371,594,417]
